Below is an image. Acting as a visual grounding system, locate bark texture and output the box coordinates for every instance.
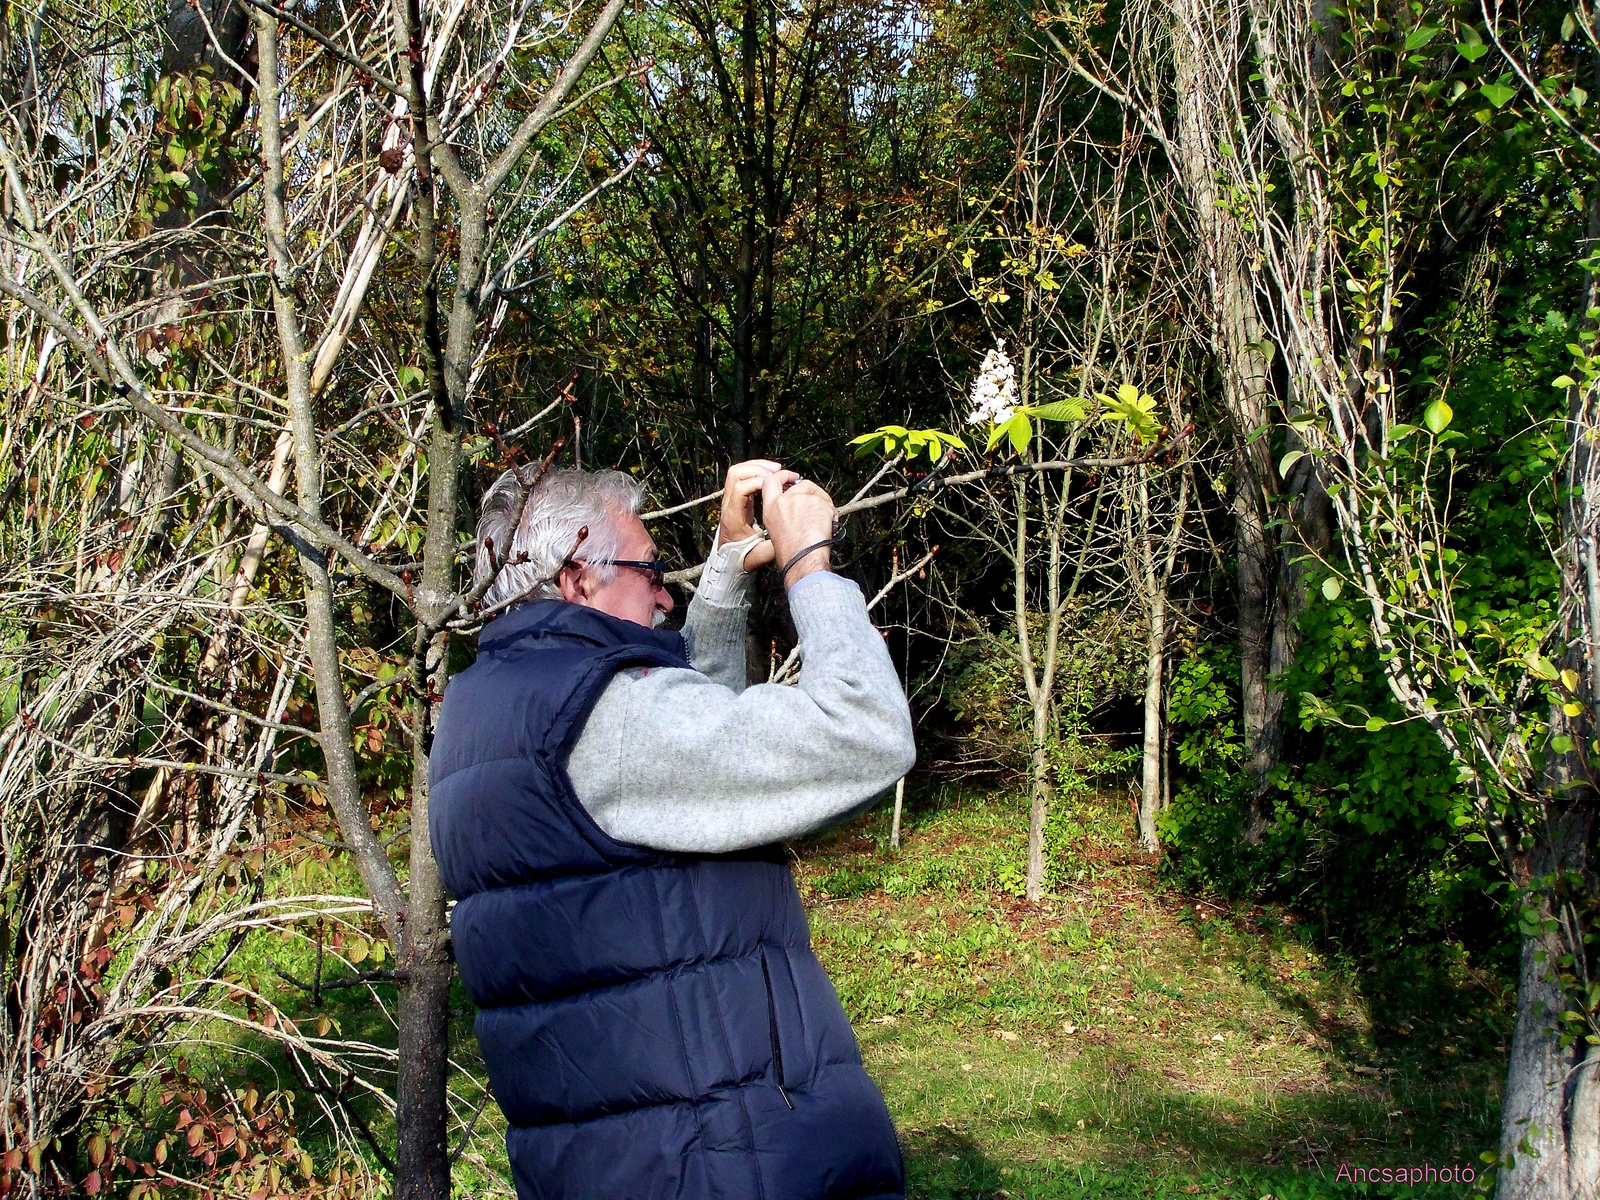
[1497,814,1598,1200]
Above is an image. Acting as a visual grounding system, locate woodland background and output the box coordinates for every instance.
[2,0,1599,1195]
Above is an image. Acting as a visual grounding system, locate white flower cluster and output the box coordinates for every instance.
[967,340,1018,426]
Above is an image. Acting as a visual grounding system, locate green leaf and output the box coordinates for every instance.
[1389,423,1419,440]
[1322,577,1343,601]
[1456,42,1490,61]
[1527,652,1561,681]
[1404,25,1441,48]
[1563,11,1577,39]
[1554,375,1578,388]
[1029,399,1087,422]
[1481,81,1516,108]
[1006,413,1032,455]
[1423,399,1454,434]
[167,140,186,168]
[986,422,1009,453]
[1097,385,1162,444]
[1279,449,1306,478]
[1552,735,1577,754]
[1365,716,1388,732]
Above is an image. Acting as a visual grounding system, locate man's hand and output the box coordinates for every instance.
[719,459,781,571]
[762,470,835,587]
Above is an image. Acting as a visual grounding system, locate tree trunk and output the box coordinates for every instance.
[1501,190,1600,1196]
[1497,812,1598,1200]
[1026,700,1050,902]
[1164,0,1284,843]
[395,746,453,1200]
[889,777,904,850]
[1139,586,1165,853]
[1499,184,1600,1200]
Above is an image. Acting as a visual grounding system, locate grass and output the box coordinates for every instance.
[792,783,1508,1199]
[190,780,1508,1200]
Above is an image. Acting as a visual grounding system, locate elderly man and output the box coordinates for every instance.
[428,461,915,1200]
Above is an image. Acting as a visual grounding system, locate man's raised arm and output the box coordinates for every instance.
[567,470,916,852]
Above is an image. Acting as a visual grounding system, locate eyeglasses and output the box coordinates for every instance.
[567,557,670,588]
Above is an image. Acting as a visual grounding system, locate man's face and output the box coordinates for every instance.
[558,510,674,628]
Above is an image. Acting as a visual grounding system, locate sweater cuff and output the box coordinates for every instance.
[683,587,750,671]
[788,571,866,638]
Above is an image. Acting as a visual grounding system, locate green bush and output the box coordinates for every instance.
[1158,643,1507,965]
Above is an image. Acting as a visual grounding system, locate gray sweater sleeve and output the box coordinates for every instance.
[679,589,749,693]
[565,573,916,853]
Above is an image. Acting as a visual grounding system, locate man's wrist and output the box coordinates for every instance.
[782,545,832,587]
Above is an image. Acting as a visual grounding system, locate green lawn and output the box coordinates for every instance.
[212,782,1506,1200]
[794,785,1506,1199]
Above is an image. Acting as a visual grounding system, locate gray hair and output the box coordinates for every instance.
[474,468,647,610]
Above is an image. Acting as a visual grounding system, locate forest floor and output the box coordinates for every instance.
[233,782,1509,1200]
[794,784,1509,1199]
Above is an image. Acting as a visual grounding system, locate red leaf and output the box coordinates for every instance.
[83,1171,102,1195]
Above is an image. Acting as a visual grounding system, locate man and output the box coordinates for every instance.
[428,460,916,1200]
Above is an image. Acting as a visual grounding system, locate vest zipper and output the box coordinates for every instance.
[759,948,794,1110]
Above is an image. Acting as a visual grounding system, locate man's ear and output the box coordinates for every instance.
[558,564,587,604]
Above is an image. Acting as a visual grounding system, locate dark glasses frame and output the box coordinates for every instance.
[566,557,670,588]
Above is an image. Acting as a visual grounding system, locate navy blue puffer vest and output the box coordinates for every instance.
[429,600,905,1200]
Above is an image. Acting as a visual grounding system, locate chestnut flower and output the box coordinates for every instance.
[967,340,1018,426]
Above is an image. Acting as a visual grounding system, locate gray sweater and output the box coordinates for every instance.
[565,570,916,853]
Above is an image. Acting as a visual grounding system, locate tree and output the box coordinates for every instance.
[927,64,1198,894]
[1156,0,1597,1192]
[0,0,633,1191]
[1043,0,1329,843]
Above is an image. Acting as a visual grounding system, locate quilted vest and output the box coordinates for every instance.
[429,599,905,1200]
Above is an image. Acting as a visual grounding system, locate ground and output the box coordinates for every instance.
[792,784,1506,1199]
[224,782,1508,1200]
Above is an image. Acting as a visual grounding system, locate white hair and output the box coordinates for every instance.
[474,468,647,611]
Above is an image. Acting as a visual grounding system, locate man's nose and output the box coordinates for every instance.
[656,585,675,614]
